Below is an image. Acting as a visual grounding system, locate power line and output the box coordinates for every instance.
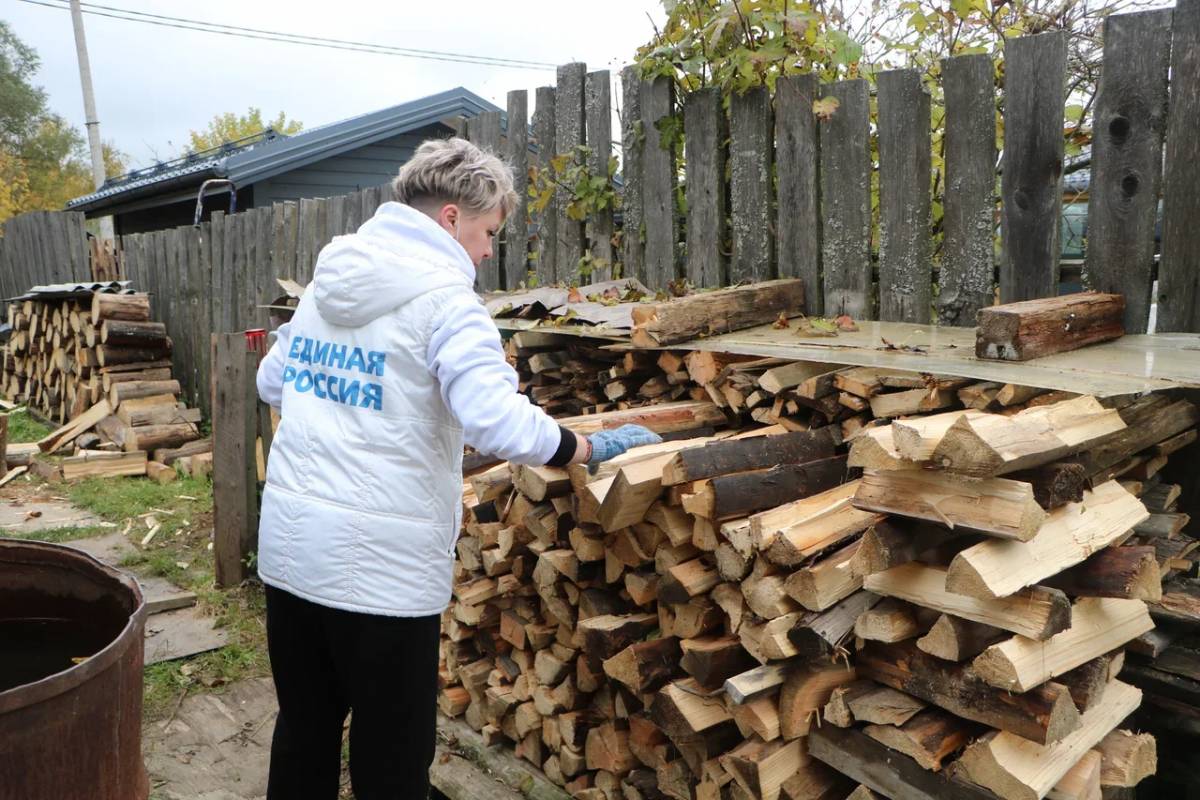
[17,0,559,71]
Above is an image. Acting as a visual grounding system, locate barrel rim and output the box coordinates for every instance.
[0,538,147,714]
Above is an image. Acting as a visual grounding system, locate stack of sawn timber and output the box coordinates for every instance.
[827,390,1200,799]
[1,291,211,482]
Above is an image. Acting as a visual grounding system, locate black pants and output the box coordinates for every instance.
[264,584,440,800]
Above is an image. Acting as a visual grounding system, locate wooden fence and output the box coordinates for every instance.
[2,4,1200,421]
[0,211,90,300]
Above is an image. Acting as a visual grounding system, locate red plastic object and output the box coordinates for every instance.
[244,328,267,352]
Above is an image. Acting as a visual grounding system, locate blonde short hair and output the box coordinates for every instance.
[392,136,518,219]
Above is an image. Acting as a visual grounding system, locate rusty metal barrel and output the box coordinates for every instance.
[0,539,148,800]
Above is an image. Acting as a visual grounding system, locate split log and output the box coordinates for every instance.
[1075,399,1199,479]
[756,480,883,567]
[931,395,1125,476]
[724,661,792,705]
[557,401,728,436]
[852,468,1046,541]
[679,635,756,691]
[783,540,861,612]
[630,280,806,347]
[975,292,1125,361]
[1095,730,1156,788]
[971,598,1153,692]
[124,422,200,453]
[116,403,201,428]
[650,680,741,773]
[603,637,681,693]
[864,563,1072,640]
[720,738,808,800]
[916,614,1007,662]
[953,681,1142,800]
[863,708,978,770]
[890,409,983,461]
[145,460,176,485]
[856,640,1082,745]
[777,663,858,740]
[854,599,935,644]
[784,590,881,661]
[1043,546,1162,602]
[868,388,958,419]
[847,426,909,471]
[945,480,1149,599]
[1011,462,1089,509]
[1047,750,1102,800]
[845,685,927,726]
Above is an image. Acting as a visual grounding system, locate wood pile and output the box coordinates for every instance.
[506,331,709,418]
[438,363,1196,799]
[0,289,210,481]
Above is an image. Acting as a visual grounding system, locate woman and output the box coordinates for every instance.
[255,136,658,798]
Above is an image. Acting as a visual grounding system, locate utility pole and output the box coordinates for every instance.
[69,0,114,241]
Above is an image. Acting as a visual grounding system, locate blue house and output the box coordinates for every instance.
[67,88,500,235]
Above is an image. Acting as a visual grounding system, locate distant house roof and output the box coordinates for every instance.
[67,87,501,214]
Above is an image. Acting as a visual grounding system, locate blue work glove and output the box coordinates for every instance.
[587,424,663,470]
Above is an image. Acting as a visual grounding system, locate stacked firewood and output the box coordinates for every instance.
[2,292,176,424]
[438,374,1197,799]
[823,391,1198,799]
[0,290,210,482]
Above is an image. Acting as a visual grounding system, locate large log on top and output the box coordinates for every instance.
[975,292,1125,361]
[91,292,151,324]
[630,279,806,347]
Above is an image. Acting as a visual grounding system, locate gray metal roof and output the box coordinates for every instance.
[67,87,501,213]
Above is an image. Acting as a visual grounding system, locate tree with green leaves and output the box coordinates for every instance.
[0,21,126,222]
[634,0,1163,256]
[187,108,303,154]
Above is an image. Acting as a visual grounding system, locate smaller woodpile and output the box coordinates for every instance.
[0,286,210,483]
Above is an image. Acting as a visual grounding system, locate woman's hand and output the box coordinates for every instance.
[585,424,663,469]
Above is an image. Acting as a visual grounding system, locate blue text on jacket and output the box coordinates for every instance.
[283,336,385,411]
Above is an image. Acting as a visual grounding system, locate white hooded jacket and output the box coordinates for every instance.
[255,202,566,617]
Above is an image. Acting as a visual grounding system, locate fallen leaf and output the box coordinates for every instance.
[834,314,859,332]
[796,317,839,337]
[24,510,41,520]
[772,312,791,329]
[567,287,584,303]
[813,96,841,121]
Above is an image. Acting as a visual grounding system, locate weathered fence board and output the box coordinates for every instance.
[1158,0,1200,333]
[730,87,774,284]
[641,76,678,290]
[1001,30,1066,303]
[555,63,587,286]
[212,332,259,588]
[819,79,872,317]
[474,110,504,291]
[1085,9,1172,333]
[504,89,530,290]
[877,69,933,323]
[774,73,821,314]
[585,70,614,283]
[532,86,558,287]
[620,66,645,286]
[684,87,726,288]
[939,53,997,326]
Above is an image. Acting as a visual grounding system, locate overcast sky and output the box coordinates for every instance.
[5,0,668,171]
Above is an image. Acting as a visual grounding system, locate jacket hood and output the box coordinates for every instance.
[311,202,475,327]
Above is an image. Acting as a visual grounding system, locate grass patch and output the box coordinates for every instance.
[6,409,54,443]
[68,474,213,537]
